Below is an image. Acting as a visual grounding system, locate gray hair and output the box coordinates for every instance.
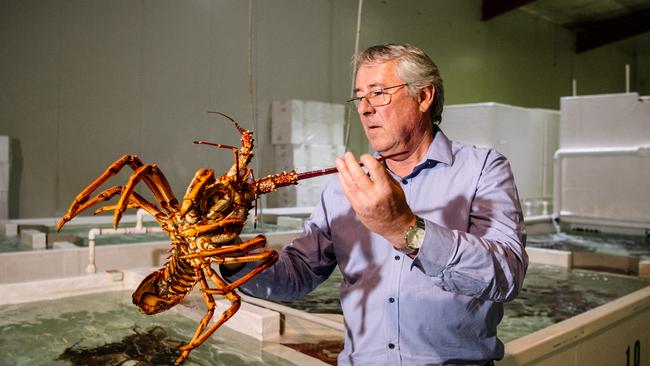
[354,43,444,124]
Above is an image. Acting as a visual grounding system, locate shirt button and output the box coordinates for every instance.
[388,297,395,303]
[394,255,400,260]
[401,179,408,184]
[388,343,395,349]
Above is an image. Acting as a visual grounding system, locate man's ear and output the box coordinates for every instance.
[418,85,435,113]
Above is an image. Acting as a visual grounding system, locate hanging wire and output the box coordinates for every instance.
[247,0,263,230]
[344,0,364,150]
[248,0,257,128]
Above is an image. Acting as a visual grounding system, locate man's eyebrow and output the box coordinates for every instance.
[353,83,384,94]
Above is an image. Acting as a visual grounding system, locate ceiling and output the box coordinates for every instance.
[481,0,650,54]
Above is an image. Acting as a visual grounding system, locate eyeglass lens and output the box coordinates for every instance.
[350,83,408,108]
[352,91,387,107]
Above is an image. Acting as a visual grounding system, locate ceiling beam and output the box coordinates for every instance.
[481,0,537,21]
[576,10,650,53]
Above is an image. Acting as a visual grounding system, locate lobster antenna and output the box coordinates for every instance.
[193,141,237,150]
[250,169,260,230]
[194,141,241,185]
[207,111,246,134]
[206,111,248,184]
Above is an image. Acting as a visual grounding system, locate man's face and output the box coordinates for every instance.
[353,60,430,157]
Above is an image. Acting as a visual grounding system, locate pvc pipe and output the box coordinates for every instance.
[135,208,147,231]
[625,64,630,93]
[554,146,650,159]
[87,228,100,273]
[572,79,577,96]
[85,220,164,274]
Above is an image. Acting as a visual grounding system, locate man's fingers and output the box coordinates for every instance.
[336,157,362,207]
[342,152,375,191]
[336,156,360,193]
[359,154,391,185]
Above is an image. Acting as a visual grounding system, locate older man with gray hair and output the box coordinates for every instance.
[224,43,527,366]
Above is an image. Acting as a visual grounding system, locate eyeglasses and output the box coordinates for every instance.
[347,83,410,108]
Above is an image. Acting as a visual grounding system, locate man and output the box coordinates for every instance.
[224,43,527,365]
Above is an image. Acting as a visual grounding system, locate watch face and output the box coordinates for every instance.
[407,227,425,249]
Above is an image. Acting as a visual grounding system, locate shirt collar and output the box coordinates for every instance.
[374,126,454,180]
[423,125,453,167]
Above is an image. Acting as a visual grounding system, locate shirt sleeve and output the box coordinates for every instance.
[412,149,528,302]
[220,200,338,302]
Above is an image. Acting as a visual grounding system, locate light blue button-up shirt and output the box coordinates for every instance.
[225,128,527,366]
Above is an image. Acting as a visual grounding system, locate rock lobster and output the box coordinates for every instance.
[56,112,337,364]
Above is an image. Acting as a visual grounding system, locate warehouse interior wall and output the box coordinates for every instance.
[0,0,646,218]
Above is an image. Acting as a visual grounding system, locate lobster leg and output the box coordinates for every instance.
[178,217,243,237]
[113,163,179,228]
[57,155,177,230]
[179,168,215,217]
[57,186,164,230]
[201,249,278,295]
[56,186,124,229]
[93,190,162,218]
[175,272,221,365]
[94,191,170,229]
[179,235,266,260]
[178,267,242,353]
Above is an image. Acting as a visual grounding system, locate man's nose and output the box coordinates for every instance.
[357,98,375,116]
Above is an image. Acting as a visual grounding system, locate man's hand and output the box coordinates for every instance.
[336,152,416,248]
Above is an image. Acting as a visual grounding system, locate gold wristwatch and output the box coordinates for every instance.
[399,216,425,254]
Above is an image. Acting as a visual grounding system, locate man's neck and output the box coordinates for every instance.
[384,127,436,177]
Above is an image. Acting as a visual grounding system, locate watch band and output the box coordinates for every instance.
[398,216,425,254]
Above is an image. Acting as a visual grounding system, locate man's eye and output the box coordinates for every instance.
[369,90,384,98]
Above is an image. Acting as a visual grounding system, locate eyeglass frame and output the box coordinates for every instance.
[347,83,411,108]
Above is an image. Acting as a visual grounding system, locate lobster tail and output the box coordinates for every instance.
[132,270,183,314]
[132,253,198,315]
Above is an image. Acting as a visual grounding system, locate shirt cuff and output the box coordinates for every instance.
[412,220,457,276]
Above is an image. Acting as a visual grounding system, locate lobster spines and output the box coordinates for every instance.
[253,170,299,194]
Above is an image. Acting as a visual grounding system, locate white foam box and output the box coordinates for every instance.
[1,222,17,236]
[560,93,650,149]
[556,152,650,226]
[52,241,79,249]
[20,229,47,249]
[276,216,304,229]
[441,103,559,202]
[275,183,324,208]
[0,136,8,163]
[271,100,345,145]
[274,144,344,171]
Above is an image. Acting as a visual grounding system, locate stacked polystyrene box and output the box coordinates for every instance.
[272,100,345,207]
[555,93,650,229]
[441,103,560,216]
[0,136,9,220]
